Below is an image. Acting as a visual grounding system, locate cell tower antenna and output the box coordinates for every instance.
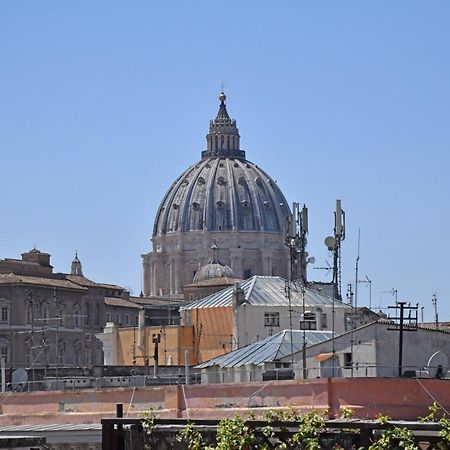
[432,294,439,330]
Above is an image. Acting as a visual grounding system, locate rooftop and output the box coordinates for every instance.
[196,329,332,368]
[182,276,350,310]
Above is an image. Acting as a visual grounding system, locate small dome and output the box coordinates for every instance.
[192,242,236,283]
[193,262,235,283]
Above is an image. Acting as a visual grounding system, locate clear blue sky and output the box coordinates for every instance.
[1,1,449,321]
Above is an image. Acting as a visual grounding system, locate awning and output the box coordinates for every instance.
[314,352,334,362]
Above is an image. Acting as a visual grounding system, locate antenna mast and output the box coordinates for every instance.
[432,294,439,330]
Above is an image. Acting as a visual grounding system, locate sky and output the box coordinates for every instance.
[1,1,449,321]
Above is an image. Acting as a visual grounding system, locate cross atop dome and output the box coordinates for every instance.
[202,91,245,159]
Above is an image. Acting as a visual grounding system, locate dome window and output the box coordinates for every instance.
[238,176,246,185]
[205,164,211,169]
[255,177,263,187]
[192,202,200,210]
[241,200,249,207]
[219,162,225,168]
[234,162,239,168]
[173,204,179,210]
[264,201,271,208]
[217,176,227,186]
[181,178,189,186]
[216,201,224,208]
[245,163,251,168]
[197,177,206,185]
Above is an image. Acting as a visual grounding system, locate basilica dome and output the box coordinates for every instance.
[153,93,290,237]
[143,92,291,297]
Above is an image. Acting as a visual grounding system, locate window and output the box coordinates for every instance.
[125,314,130,326]
[84,303,90,326]
[264,312,280,327]
[25,339,32,366]
[115,314,120,324]
[243,269,252,279]
[300,312,317,330]
[85,333,91,342]
[74,305,81,329]
[26,302,32,325]
[321,313,327,329]
[134,315,138,326]
[0,306,8,323]
[58,340,66,365]
[95,303,100,326]
[73,341,81,365]
[344,352,353,369]
[85,348,91,365]
[0,339,10,364]
[106,312,111,323]
[41,303,49,326]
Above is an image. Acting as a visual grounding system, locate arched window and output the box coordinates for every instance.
[300,312,317,330]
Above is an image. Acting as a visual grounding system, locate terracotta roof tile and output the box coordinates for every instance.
[0,273,86,290]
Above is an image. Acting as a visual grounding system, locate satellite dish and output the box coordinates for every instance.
[11,368,28,391]
[324,236,335,251]
[426,351,449,378]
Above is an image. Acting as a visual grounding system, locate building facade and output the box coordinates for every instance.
[0,248,128,369]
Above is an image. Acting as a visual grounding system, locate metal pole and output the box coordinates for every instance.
[1,356,5,393]
[302,286,307,379]
[398,302,405,378]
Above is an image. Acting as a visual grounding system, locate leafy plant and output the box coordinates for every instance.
[368,426,418,450]
[419,402,443,422]
[340,406,355,420]
[292,410,326,450]
[215,415,256,450]
[374,413,391,425]
[176,422,205,450]
[439,416,450,446]
[142,407,156,435]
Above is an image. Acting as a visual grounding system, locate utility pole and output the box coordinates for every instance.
[388,302,418,377]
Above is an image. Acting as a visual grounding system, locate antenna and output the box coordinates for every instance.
[285,202,312,285]
[354,229,360,312]
[432,294,439,330]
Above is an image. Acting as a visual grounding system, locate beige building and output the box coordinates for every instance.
[0,248,128,368]
[142,92,291,297]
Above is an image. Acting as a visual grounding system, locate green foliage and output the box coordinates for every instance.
[214,415,256,450]
[439,416,450,446]
[141,407,156,435]
[292,410,326,450]
[176,422,205,450]
[340,406,355,420]
[374,413,391,425]
[419,401,443,422]
[368,426,418,450]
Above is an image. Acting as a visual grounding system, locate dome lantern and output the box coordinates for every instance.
[202,92,245,160]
